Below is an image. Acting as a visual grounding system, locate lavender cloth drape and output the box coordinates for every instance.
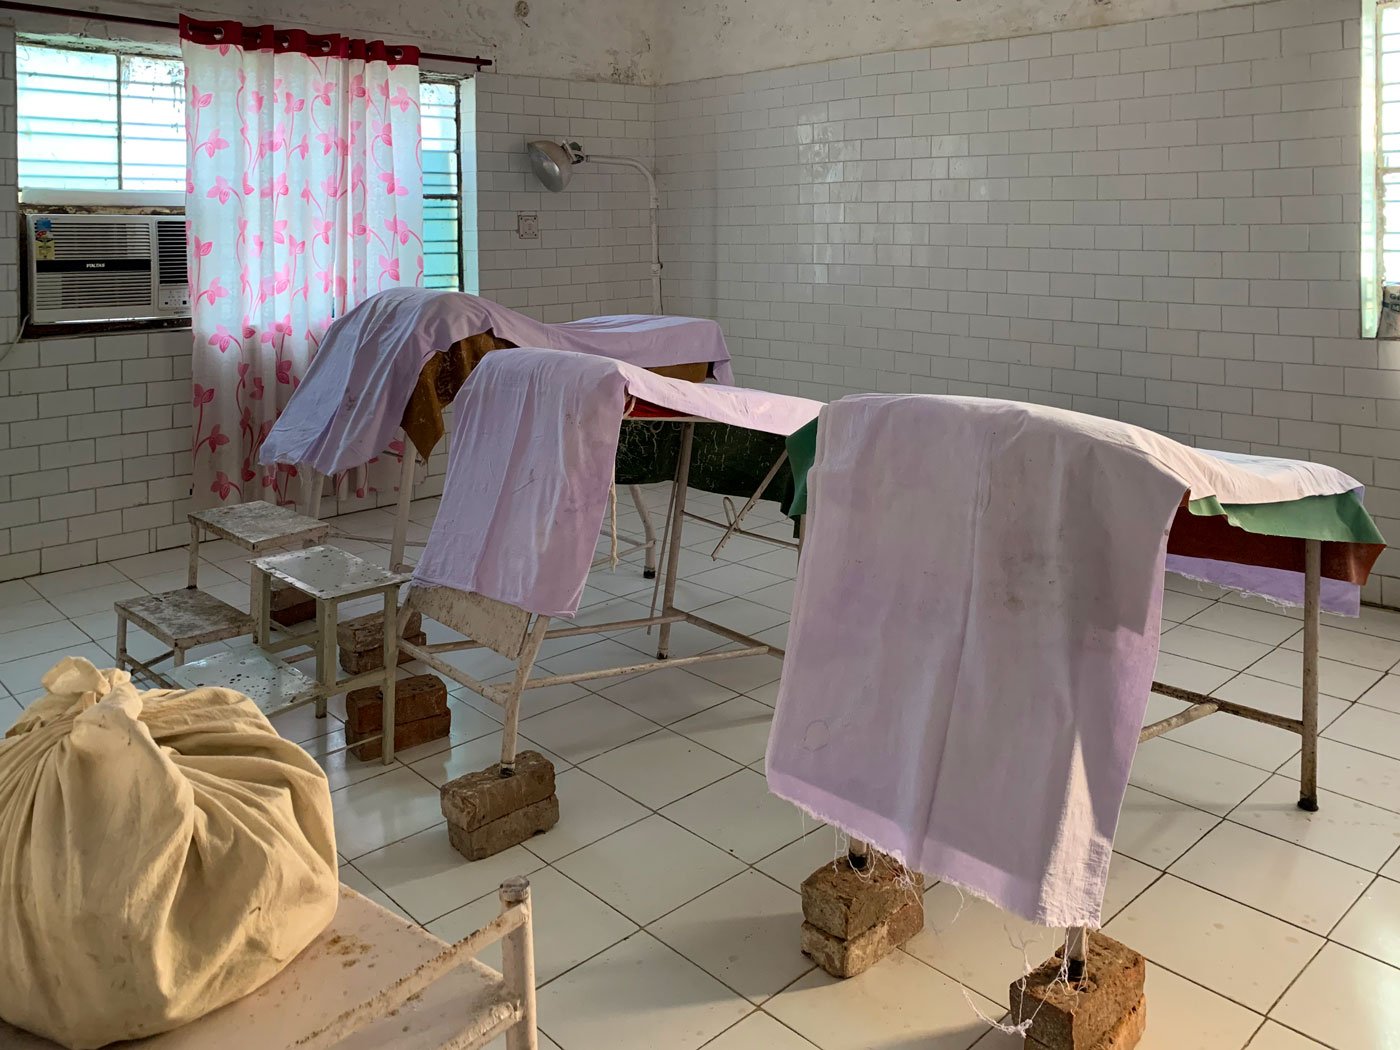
[411,348,820,618]
[766,394,1369,929]
[259,288,736,477]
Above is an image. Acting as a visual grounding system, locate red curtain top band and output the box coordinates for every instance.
[179,16,420,65]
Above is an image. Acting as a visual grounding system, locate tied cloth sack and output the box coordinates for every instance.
[0,657,339,1049]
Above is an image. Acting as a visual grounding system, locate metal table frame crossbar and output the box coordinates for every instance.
[397,419,787,776]
[302,439,664,578]
[1139,538,1324,811]
[688,449,800,558]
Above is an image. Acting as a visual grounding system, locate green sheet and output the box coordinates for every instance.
[783,418,1382,546]
[1186,493,1385,544]
[614,420,798,510]
[784,418,819,519]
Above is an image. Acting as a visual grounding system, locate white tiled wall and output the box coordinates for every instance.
[0,60,656,581]
[656,0,1400,601]
[474,72,657,318]
[0,327,196,579]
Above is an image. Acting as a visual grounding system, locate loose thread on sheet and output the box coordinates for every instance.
[928,881,1082,1037]
[987,926,1083,1038]
[797,806,1080,1037]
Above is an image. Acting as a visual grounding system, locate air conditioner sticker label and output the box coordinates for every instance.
[34,218,54,261]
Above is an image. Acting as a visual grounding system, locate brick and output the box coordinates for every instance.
[441,750,557,831]
[801,853,924,940]
[1011,933,1147,1050]
[345,673,448,733]
[339,631,425,673]
[270,584,316,627]
[446,795,560,860]
[799,899,924,978]
[349,711,451,762]
[337,609,422,652]
[1026,996,1146,1050]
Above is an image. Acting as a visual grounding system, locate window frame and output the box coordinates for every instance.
[1365,0,1382,336]
[420,73,469,292]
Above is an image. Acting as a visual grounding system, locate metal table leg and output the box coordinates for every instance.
[1067,926,1088,983]
[1299,538,1321,812]
[848,838,870,871]
[656,423,695,660]
[381,588,399,764]
[304,471,324,521]
[116,614,129,673]
[711,451,788,559]
[498,617,550,775]
[391,446,416,573]
[628,483,659,579]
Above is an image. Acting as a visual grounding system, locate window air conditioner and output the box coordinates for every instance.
[25,212,190,325]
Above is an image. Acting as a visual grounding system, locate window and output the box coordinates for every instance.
[17,44,185,191]
[421,80,465,291]
[16,42,476,290]
[1363,1,1400,335]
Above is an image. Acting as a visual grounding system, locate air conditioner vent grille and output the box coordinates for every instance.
[45,219,152,259]
[156,219,187,285]
[34,272,153,309]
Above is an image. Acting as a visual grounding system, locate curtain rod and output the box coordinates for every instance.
[0,0,494,67]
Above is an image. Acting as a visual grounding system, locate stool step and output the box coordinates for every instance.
[166,646,318,718]
[115,589,254,647]
[253,545,412,601]
[190,500,328,551]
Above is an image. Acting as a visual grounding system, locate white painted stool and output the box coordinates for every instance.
[169,546,411,764]
[113,501,330,688]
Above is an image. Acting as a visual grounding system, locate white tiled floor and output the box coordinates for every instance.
[3,488,1400,1049]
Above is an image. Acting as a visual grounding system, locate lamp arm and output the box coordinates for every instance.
[586,154,657,206]
[586,154,662,314]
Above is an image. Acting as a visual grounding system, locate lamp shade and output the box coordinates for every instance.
[527,140,574,192]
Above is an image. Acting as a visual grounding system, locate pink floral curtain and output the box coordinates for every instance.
[182,17,423,507]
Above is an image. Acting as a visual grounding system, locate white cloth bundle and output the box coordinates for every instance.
[0,658,338,1049]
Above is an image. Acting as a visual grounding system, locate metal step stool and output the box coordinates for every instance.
[114,589,255,687]
[186,500,331,610]
[169,546,410,762]
[112,501,330,687]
